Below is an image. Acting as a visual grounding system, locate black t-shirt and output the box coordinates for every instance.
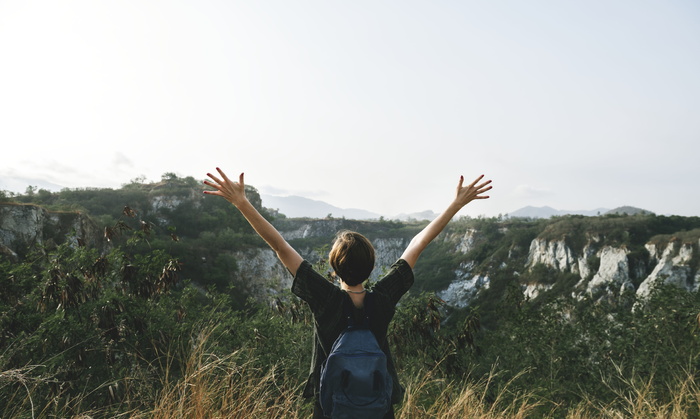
[291,259,414,402]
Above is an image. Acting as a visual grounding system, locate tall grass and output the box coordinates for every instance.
[398,365,542,419]
[2,329,699,418]
[135,325,306,419]
[566,366,700,419]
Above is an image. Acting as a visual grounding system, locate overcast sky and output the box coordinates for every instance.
[1,1,698,218]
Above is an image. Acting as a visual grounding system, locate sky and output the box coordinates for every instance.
[1,1,699,218]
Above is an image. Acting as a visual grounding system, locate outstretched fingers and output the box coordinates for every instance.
[476,179,492,192]
[462,175,492,192]
[215,167,234,185]
[210,168,244,188]
[467,174,485,189]
[465,175,492,200]
[203,172,223,195]
[474,181,492,199]
[206,171,223,185]
[203,168,248,207]
[203,169,230,196]
[202,183,222,196]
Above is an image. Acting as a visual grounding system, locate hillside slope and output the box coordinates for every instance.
[2,177,698,316]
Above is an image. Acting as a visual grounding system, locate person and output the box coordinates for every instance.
[203,168,492,418]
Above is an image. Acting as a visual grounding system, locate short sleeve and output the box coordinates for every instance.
[291,260,339,312]
[371,259,414,305]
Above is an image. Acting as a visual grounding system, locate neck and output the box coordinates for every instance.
[341,283,366,294]
[345,288,366,294]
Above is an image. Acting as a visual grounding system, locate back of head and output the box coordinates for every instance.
[329,230,375,286]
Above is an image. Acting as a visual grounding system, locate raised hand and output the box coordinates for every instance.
[203,167,303,274]
[400,174,492,268]
[203,168,247,207]
[455,174,492,207]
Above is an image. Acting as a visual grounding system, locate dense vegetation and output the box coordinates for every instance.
[1,176,699,417]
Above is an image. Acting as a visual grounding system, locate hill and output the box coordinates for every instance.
[261,194,382,220]
[2,175,700,417]
[605,205,653,216]
[261,193,438,221]
[1,178,695,307]
[507,205,611,218]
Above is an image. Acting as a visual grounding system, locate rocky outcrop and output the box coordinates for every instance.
[151,195,188,212]
[526,238,577,274]
[279,219,348,241]
[233,248,294,299]
[637,239,700,297]
[3,198,697,311]
[438,274,490,308]
[583,246,632,296]
[523,283,553,300]
[453,228,480,254]
[0,203,101,257]
[236,232,410,298]
[523,235,698,303]
[435,230,492,308]
[0,204,45,250]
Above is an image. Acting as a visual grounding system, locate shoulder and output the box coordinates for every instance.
[389,259,414,278]
[371,259,414,305]
[291,260,342,306]
[379,259,414,285]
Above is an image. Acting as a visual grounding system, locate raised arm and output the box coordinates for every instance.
[203,168,303,276]
[400,174,492,269]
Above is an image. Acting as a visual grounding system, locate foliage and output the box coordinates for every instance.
[539,214,700,256]
[412,240,464,292]
[3,176,700,416]
[466,283,700,414]
[0,233,312,417]
[2,239,700,416]
[4,174,279,301]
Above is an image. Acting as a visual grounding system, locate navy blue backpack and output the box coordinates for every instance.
[319,292,392,418]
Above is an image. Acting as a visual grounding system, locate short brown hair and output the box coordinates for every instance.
[328,230,375,286]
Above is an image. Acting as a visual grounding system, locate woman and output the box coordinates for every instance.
[204,168,491,418]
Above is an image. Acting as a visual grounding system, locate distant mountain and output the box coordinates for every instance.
[392,210,439,222]
[507,206,611,219]
[263,197,654,222]
[507,205,654,219]
[261,195,437,221]
[261,194,382,220]
[605,206,654,216]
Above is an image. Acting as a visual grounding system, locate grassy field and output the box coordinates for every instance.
[3,328,698,419]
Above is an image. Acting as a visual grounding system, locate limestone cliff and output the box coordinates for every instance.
[417,220,698,310]
[0,203,102,260]
[237,219,410,299]
[637,239,700,296]
[2,193,698,312]
[520,235,698,302]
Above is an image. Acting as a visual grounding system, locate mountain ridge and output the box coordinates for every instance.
[262,194,652,221]
[507,205,610,218]
[261,194,439,221]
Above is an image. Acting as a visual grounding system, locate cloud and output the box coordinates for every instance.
[0,154,133,191]
[0,159,82,189]
[0,173,65,192]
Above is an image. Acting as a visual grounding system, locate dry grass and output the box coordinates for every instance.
[134,326,305,419]
[397,363,542,419]
[3,331,699,418]
[565,366,700,419]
